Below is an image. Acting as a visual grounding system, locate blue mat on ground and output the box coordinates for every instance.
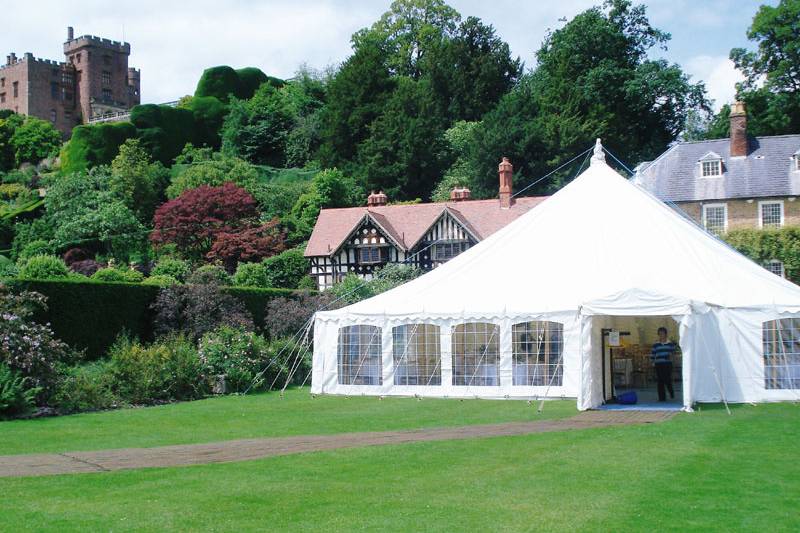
[597,403,683,411]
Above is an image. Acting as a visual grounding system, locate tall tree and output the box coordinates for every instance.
[427,16,522,121]
[731,0,800,94]
[469,0,709,195]
[109,138,168,222]
[353,0,460,79]
[714,0,800,137]
[317,38,396,171]
[356,77,449,200]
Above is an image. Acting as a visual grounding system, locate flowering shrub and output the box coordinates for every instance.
[198,327,272,393]
[0,284,74,403]
[18,255,69,279]
[108,334,207,404]
[152,283,254,341]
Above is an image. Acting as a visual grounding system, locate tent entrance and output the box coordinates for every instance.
[597,316,682,406]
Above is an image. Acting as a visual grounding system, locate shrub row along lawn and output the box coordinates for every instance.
[0,388,575,455]
[0,402,797,531]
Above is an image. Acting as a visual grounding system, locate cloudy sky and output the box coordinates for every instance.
[1,0,775,110]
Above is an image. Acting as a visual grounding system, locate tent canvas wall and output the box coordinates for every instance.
[311,142,800,410]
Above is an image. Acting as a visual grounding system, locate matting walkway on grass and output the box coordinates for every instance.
[0,410,674,478]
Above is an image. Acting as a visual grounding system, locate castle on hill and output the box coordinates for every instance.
[0,27,140,137]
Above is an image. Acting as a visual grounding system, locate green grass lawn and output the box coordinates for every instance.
[0,388,575,455]
[1,402,798,531]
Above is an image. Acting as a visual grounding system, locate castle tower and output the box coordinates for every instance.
[63,28,136,121]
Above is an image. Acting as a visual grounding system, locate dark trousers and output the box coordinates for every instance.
[655,363,674,401]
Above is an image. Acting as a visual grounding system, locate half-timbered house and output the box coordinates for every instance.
[305,158,548,290]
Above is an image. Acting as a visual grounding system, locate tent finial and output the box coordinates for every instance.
[591,138,606,166]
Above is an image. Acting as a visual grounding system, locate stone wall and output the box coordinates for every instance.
[676,196,800,231]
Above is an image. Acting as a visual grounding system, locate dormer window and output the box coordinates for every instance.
[699,151,724,177]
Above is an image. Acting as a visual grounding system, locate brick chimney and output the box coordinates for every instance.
[499,157,513,208]
[367,190,387,207]
[730,101,748,157]
[449,187,471,202]
[67,26,74,41]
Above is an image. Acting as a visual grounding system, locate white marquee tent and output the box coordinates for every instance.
[311,142,800,410]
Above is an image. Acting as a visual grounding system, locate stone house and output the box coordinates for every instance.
[634,102,800,277]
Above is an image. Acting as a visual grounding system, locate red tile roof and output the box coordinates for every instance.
[304,196,548,257]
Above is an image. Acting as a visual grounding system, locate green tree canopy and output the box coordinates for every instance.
[9,116,62,166]
[353,0,460,79]
[468,0,709,196]
[110,138,169,222]
[712,0,800,137]
[167,145,260,199]
[356,77,449,199]
[43,168,146,260]
[288,168,360,241]
[221,83,295,167]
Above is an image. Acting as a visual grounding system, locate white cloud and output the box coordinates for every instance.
[684,55,745,111]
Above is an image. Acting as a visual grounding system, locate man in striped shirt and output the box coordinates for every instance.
[651,327,676,401]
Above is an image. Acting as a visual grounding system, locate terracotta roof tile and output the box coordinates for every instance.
[304,196,547,257]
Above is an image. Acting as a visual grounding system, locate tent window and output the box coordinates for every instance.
[763,319,800,389]
[512,321,563,386]
[451,322,500,386]
[337,325,382,385]
[393,324,441,385]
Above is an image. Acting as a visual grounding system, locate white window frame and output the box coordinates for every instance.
[701,160,723,177]
[764,259,785,278]
[758,200,784,229]
[794,155,800,172]
[702,203,728,234]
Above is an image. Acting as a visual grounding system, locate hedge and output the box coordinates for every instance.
[7,279,296,359]
[723,227,800,284]
[60,122,137,174]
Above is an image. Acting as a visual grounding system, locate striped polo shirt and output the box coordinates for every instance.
[651,342,676,365]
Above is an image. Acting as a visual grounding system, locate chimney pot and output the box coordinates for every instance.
[730,100,748,157]
[67,26,74,41]
[450,187,471,202]
[367,190,387,207]
[499,157,514,208]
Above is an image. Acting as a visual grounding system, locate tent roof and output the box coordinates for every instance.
[319,148,800,321]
